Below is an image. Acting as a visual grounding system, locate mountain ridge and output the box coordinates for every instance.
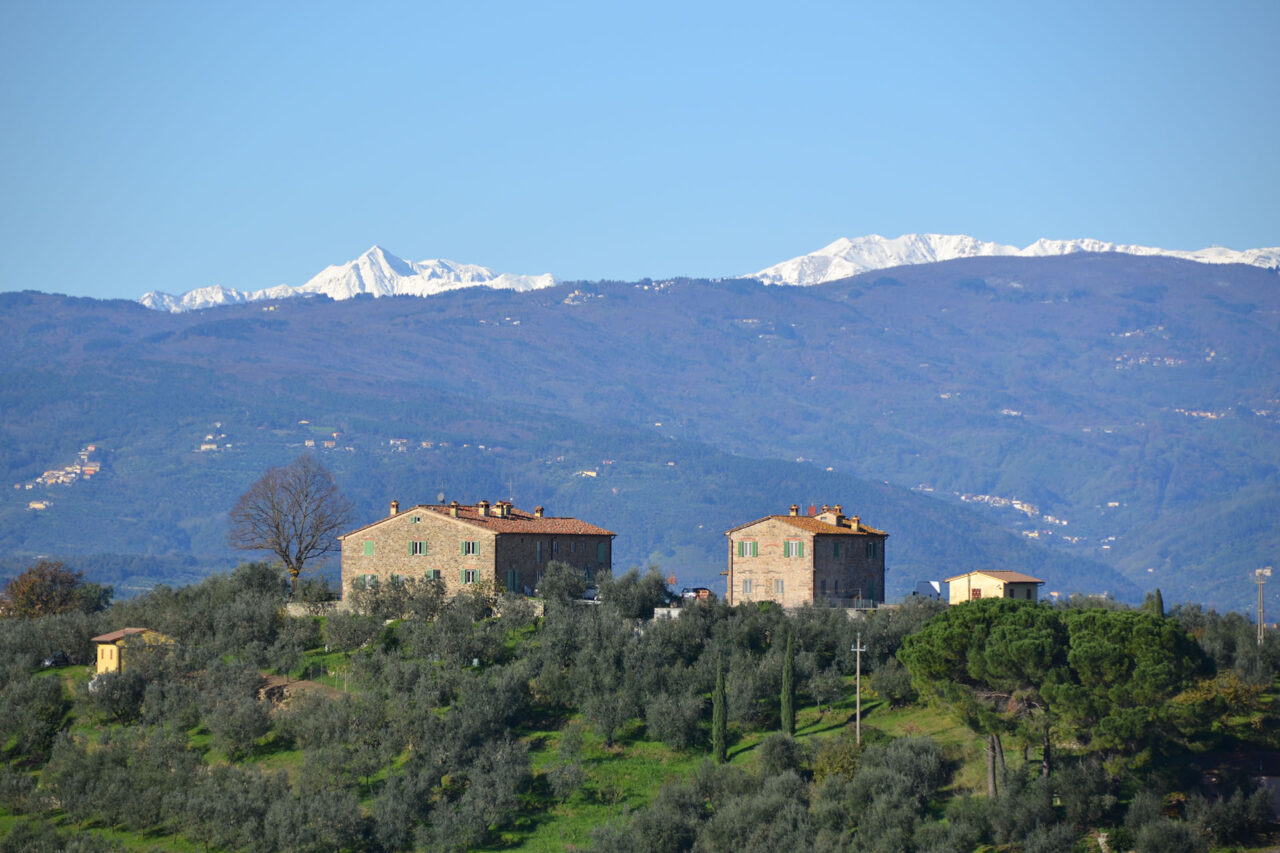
[140,246,557,312]
[138,234,1280,313]
[750,233,1280,286]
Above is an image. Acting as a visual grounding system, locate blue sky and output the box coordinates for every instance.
[2,1,1277,299]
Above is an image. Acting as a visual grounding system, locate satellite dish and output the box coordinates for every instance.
[437,491,445,503]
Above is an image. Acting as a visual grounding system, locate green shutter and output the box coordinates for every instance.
[363,541,374,556]
[798,542,804,558]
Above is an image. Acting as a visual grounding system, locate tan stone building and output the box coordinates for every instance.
[725,504,888,608]
[944,570,1044,605]
[338,500,614,597]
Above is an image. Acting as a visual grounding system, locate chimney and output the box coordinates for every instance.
[478,500,490,517]
[821,504,830,513]
[851,515,860,529]
[789,504,799,516]
[834,504,842,514]
[389,500,399,516]
[534,505,545,518]
[449,500,460,518]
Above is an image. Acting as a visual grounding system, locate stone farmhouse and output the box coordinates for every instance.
[944,570,1044,605]
[725,504,887,608]
[338,500,614,597]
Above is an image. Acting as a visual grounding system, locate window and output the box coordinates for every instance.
[820,579,827,594]
[596,542,607,564]
[390,573,406,587]
[354,573,378,590]
[462,569,478,585]
[536,542,543,563]
[835,579,842,594]
[462,540,479,556]
[865,541,880,558]
[783,540,804,558]
[506,569,519,593]
[742,578,754,595]
[833,541,840,557]
[1025,588,1032,600]
[410,516,421,523]
[362,540,374,556]
[972,588,982,600]
[552,539,559,555]
[774,579,785,595]
[409,541,427,556]
[736,540,758,558]
[429,569,442,580]
[571,541,578,553]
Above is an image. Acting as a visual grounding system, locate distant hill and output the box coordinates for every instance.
[2,250,1277,611]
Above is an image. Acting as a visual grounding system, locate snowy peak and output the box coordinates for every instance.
[140,247,557,312]
[751,234,1280,286]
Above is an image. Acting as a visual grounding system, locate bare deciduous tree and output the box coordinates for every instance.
[228,455,352,597]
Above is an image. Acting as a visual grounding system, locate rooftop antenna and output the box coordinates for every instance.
[1256,567,1271,646]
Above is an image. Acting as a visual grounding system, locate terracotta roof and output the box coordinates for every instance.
[726,514,887,537]
[943,570,1044,584]
[340,503,614,539]
[91,627,150,643]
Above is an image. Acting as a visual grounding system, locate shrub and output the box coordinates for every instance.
[645,690,704,750]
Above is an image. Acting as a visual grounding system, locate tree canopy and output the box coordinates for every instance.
[227,454,352,595]
[0,561,111,619]
[899,599,1211,776]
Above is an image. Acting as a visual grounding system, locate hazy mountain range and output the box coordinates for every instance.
[139,235,1280,313]
[4,250,1278,614]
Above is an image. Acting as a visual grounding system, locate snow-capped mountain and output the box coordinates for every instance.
[140,246,557,313]
[750,234,1280,287]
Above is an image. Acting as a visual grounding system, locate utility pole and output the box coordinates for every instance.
[852,632,866,744]
[1256,567,1271,646]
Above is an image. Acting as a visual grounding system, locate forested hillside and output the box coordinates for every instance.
[1,251,1277,609]
[0,564,1276,851]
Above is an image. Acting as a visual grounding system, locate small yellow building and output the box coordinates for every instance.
[944,570,1044,605]
[91,627,169,674]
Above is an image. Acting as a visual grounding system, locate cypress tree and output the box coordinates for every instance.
[781,630,795,735]
[712,656,727,763]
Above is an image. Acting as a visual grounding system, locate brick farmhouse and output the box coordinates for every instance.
[338,500,614,597]
[725,504,887,608]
